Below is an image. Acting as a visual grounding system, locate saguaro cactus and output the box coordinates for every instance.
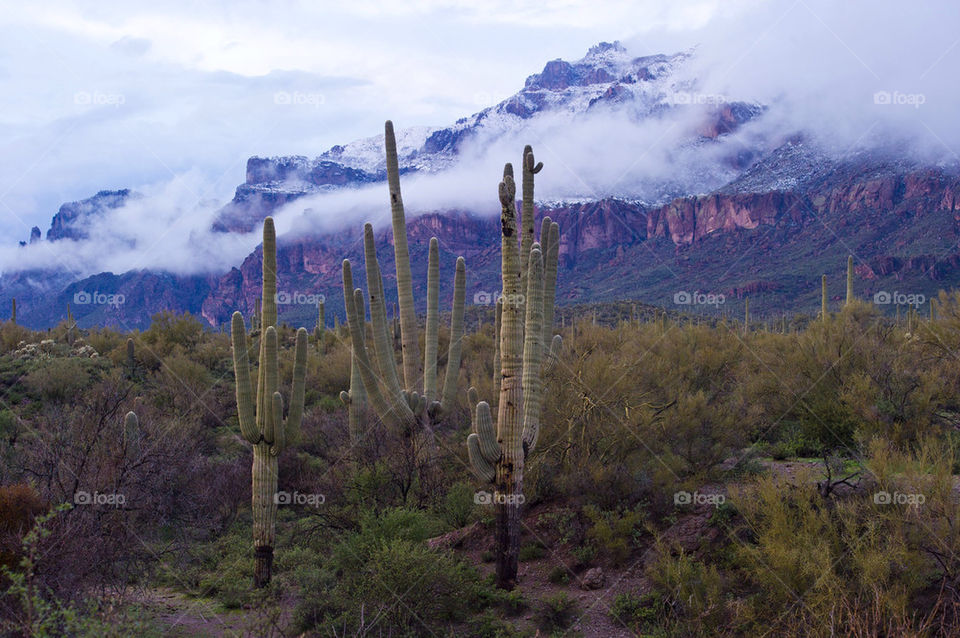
[231,217,308,588]
[314,300,325,344]
[126,338,136,379]
[340,121,466,441]
[821,274,828,321]
[123,411,140,457]
[10,298,15,324]
[467,148,562,590]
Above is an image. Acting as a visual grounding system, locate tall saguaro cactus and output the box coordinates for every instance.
[467,148,562,590]
[340,122,467,443]
[231,217,308,588]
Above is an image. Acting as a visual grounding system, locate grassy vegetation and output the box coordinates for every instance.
[1,294,959,635]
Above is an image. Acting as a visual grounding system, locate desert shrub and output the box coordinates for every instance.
[518,542,545,562]
[0,484,47,572]
[609,591,664,633]
[533,592,578,633]
[320,538,486,636]
[646,544,727,636]
[583,505,643,566]
[22,357,100,402]
[440,481,477,529]
[547,565,570,584]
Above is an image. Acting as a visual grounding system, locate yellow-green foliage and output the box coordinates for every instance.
[583,504,643,566]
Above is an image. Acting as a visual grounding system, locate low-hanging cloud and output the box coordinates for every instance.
[2,0,957,281]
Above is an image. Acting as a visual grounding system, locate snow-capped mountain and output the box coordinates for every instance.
[8,41,960,330]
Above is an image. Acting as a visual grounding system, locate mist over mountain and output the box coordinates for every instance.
[2,2,959,329]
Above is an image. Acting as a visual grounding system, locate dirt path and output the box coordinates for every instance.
[133,588,276,637]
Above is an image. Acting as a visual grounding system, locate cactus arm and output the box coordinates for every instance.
[384,120,421,389]
[362,224,403,398]
[231,312,259,443]
[440,256,466,415]
[271,392,285,454]
[497,165,524,464]
[545,334,563,371]
[494,297,502,403]
[474,400,500,464]
[468,433,496,483]
[521,246,545,454]
[342,260,415,429]
[424,238,440,403]
[284,327,308,445]
[263,327,279,445]
[519,146,534,298]
[542,220,559,349]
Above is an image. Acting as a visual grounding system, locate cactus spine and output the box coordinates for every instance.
[340,121,466,443]
[467,148,561,589]
[231,217,308,588]
[821,274,828,320]
[846,256,854,306]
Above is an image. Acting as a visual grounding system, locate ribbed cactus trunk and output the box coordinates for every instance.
[10,298,15,324]
[385,121,421,390]
[495,164,524,589]
[821,274,828,321]
[231,217,307,589]
[468,148,561,590]
[126,338,136,379]
[339,121,467,457]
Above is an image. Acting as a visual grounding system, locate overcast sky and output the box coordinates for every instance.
[0,0,958,275]
[0,0,747,240]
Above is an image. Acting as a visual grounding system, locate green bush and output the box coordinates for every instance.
[533,593,578,633]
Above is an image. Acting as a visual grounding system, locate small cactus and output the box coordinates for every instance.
[123,411,140,457]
